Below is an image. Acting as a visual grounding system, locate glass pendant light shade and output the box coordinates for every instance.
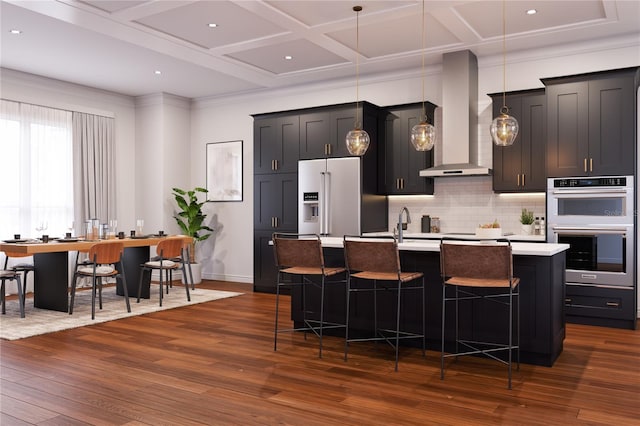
[490,107,519,146]
[410,120,436,151]
[346,125,370,156]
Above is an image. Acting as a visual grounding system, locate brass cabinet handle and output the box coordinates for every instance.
[583,158,587,172]
[522,174,525,187]
[606,302,619,308]
[400,178,404,190]
[517,174,520,187]
[565,298,572,304]
[589,158,593,172]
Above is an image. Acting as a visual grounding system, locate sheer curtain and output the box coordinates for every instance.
[0,99,73,239]
[72,112,116,231]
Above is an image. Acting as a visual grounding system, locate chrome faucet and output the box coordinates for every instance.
[397,206,411,243]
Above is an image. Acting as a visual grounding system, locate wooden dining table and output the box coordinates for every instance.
[0,236,172,312]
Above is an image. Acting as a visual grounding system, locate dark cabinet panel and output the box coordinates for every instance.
[491,90,546,192]
[253,230,279,293]
[253,173,298,231]
[544,68,637,177]
[380,102,435,195]
[253,115,299,174]
[565,284,636,329]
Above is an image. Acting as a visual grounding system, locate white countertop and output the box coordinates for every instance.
[364,231,547,243]
[321,236,568,257]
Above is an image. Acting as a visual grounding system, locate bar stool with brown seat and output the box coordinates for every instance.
[343,235,425,371]
[272,233,347,358]
[69,240,130,320]
[439,237,520,389]
[137,237,191,307]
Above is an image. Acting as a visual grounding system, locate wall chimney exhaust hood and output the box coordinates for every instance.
[419,50,490,177]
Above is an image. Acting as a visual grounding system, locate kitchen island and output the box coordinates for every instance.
[290,237,569,367]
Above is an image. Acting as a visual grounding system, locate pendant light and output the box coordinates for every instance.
[410,0,436,151]
[345,5,370,156]
[490,0,519,146]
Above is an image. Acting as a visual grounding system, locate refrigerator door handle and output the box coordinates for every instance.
[320,171,330,235]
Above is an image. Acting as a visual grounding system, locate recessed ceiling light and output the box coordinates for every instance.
[154,70,162,75]
[207,23,218,28]
[526,9,537,15]
[9,29,22,34]
[284,55,293,60]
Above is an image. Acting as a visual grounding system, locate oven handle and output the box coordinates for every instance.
[551,226,630,234]
[550,189,629,196]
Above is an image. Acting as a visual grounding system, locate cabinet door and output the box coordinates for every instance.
[253,230,279,293]
[253,173,298,230]
[493,95,524,191]
[546,81,589,177]
[588,74,635,176]
[381,104,434,195]
[520,93,546,191]
[299,111,331,159]
[254,116,299,174]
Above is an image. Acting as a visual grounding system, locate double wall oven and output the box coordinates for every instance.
[547,176,635,289]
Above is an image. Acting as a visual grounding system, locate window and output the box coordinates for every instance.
[0,100,74,239]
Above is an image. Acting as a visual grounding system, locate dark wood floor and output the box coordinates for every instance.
[1,280,639,425]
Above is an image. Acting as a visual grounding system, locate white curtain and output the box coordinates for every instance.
[0,99,73,293]
[72,112,116,234]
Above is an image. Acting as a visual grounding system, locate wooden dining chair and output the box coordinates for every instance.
[137,237,191,307]
[69,241,130,320]
[2,251,33,310]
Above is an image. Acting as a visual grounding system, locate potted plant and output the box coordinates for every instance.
[520,208,535,235]
[172,186,214,284]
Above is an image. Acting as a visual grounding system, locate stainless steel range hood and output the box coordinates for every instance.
[420,50,490,177]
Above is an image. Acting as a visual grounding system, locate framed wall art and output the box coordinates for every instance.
[206,140,243,202]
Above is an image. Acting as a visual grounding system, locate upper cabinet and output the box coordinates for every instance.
[490,90,546,192]
[543,67,638,177]
[379,102,436,195]
[299,102,381,160]
[253,114,300,174]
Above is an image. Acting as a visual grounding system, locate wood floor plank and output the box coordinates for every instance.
[1,280,638,425]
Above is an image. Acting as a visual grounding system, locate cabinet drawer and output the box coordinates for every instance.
[564,284,635,321]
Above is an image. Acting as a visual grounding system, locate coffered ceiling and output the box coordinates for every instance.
[1,0,639,99]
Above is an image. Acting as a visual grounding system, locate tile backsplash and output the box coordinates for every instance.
[387,175,546,235]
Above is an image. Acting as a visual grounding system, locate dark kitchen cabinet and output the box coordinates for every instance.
[253,173,298,231]
[564,284,636,330]
[252,173,297,292]
[543,67,638,177]
[379,102,436,195]
[299,102,381,160]
[253,115,299,174]
[490,89,546,192]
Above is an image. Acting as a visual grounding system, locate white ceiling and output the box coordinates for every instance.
[1,0,639,100]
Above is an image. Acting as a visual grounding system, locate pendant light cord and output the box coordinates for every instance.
[355,6,362,128]
[501,0,507,110]
[420,0,426,121]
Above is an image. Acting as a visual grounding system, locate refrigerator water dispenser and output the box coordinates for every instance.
[302,192,319,223]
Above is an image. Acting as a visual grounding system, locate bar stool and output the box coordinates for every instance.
[2,251,33,309]
[343,235,425,371]
[137,237,191,307]
[272,233,346,358]
[439,238,520,389]
[69,240,130,320]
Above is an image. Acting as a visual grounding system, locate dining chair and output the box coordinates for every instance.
[2,251,33,310]
[272,233,347,358]
[155,236,195,292]
[1,268,25,318]
[137,237,191,307]
[343,235,425,371]
[439,237,520,389]
[69,240,130,320]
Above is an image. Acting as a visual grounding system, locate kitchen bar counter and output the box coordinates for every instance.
[290,236,568,367]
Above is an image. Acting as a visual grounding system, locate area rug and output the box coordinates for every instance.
[0,286,243,340]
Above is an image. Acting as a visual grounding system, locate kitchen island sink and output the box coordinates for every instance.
[289,237,569,367]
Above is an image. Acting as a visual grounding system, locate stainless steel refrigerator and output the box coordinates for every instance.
[298,157,365,236]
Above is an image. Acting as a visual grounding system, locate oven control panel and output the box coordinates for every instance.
[552,176,628,188]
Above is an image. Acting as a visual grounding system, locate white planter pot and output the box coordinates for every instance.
[182,262,202,285]
[521,224,533,235]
